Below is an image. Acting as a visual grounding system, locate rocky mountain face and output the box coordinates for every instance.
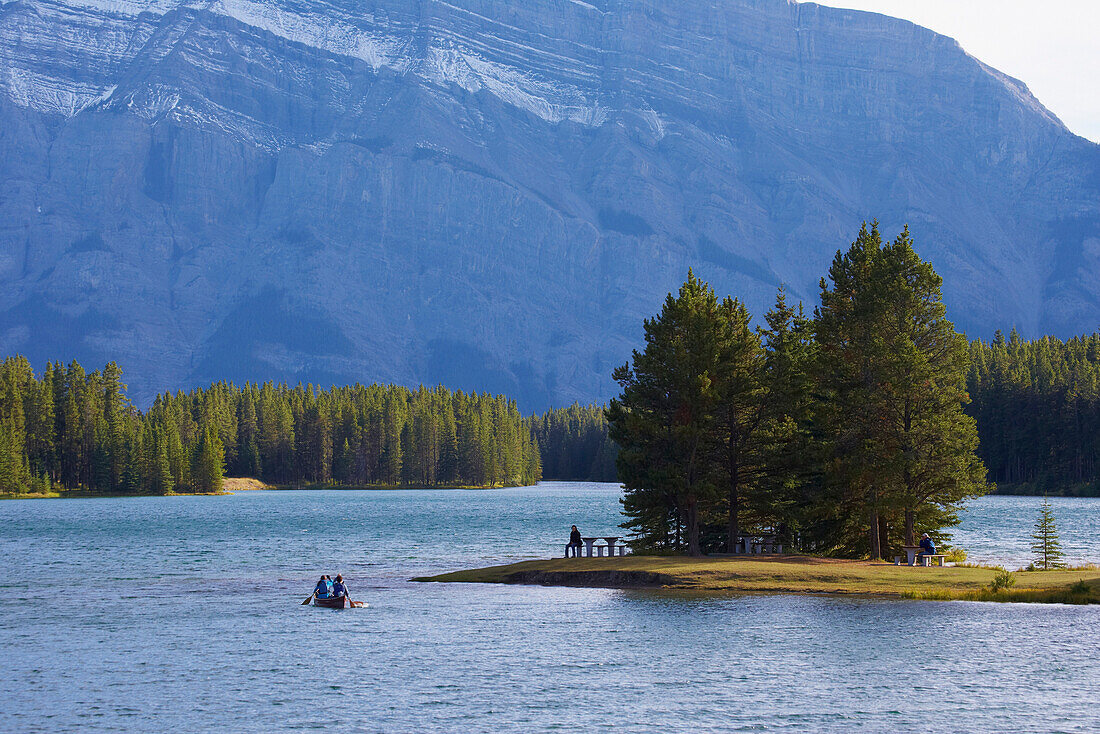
[1,0,1098,409]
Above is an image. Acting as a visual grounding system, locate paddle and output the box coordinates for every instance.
[301,592,315,606]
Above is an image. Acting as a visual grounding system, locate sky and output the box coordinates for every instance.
[815,0,1100,143]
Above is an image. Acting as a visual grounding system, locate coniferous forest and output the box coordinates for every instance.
[608,224,991,557]
[3,226,1099,516]
[0,365,541,495]
[528,404,618,482]
[967,332,1100,491]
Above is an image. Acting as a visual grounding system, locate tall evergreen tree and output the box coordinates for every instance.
[236,391,262,478]
[152,435,174,496]
[192,422,225,494]
[26,362,57,480]
[711,296,766,553]
[608,271,725,556]
[813,224,991,557]
[814,223,895,558]
[873,228,990,547]
[756,289,819,546]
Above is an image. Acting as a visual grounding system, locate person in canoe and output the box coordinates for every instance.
[302,574,363,607]
[332,574,349,601]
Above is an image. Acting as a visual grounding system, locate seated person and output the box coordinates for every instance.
[314,575,331,599]
[916,533,936,564]
[332,574,349,600]
[566,525,583,558]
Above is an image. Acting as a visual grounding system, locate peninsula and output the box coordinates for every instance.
[418,556,1100,605]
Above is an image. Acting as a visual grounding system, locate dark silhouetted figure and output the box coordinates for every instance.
[566,525,583,557]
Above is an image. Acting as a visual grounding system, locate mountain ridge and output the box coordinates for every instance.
[1,0,1098,409]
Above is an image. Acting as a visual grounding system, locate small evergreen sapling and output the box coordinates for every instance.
[1030,499,1066,570]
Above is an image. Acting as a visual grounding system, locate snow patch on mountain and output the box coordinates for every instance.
[2,67,106,115]
[211,0,407,71]
[422,45,605,125]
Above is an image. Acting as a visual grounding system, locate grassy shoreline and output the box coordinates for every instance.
[0,477,534,500]
[0,489,233,500]
[417,555,1100,604]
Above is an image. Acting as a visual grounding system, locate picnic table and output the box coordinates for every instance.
[736,535,783,554]
[896,545,947,566]
[898,545,923,565]
[579,536,629,557]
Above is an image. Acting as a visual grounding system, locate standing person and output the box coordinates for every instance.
[917,533,936,565]
[566,525,583,558]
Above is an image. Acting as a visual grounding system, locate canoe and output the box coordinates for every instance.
[313,595,346,608]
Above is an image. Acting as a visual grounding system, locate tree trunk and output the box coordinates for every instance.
[904,509,916,547]
[868,505,881,560]
[727,450,740,554]
[686,494,702,557]
[878,515,890,560]
[673,501,682,551]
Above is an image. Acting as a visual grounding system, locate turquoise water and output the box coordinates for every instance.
[1,484,1097,732]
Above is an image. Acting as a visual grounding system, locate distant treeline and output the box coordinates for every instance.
[541,329,1100,493]
[0,357,541,495]
[968,331,1100,490]
[528,403,617,482]
[6,324,1098,500]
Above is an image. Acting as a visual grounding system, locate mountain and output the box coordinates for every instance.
[1,0,1098,410]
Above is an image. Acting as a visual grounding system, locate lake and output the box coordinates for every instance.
[1,483,1097,732]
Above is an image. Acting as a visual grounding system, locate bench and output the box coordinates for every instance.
[894,553,947,567]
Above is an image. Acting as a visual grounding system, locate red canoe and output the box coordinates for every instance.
[312,596,364,608]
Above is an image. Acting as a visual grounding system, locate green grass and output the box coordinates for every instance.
[418,555,1100,604]
[0,488,229,500]
[901,579,1099,604]
[1,476,517,500]
[0,490,64,500]
[268,482,526,491]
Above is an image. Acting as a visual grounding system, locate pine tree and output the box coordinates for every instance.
[59,363,84,488]
[438,405,458,484]
[382,392,404,485]
[874,228,990,548]
[236,391,261,478]
[814,223,895,557]
[756,288,818,547]
[1030,499,1066,570]
[0,358,31,494]
[101,361,128,490]
[711,296,766,553]
[27,363,57,480]
[608,271,725,556]
[814,223,990,557]
[192,422,225,494]
[153,436,174,495]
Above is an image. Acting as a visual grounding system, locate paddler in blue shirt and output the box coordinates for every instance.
[332,575,349,601]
